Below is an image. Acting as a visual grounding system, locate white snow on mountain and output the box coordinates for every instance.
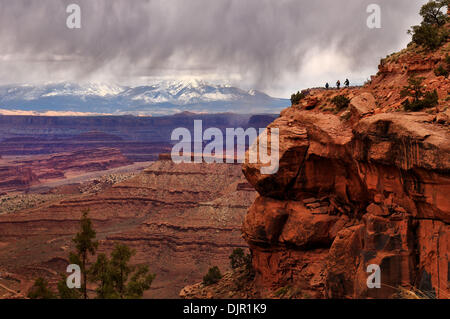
[0,80,289,115]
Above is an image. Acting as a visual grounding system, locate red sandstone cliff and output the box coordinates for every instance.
[239,42,450,299]
[179,30,450,300]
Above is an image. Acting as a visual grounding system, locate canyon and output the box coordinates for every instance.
[0,158,256,298]
[0,112,279,298]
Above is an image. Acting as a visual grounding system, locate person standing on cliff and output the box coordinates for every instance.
[344,78,350,88]
[325,83,329,90]
[336,80,341,89]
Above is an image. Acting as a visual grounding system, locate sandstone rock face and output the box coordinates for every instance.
[242,106,450,298]
[349,93,376,120]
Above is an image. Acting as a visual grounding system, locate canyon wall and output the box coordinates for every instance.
[241,42,450,299]
[242,107,449,298]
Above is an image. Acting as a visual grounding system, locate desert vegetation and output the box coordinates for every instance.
[27,209,155,299]
[401,76,439,111]
[408,0,449,50]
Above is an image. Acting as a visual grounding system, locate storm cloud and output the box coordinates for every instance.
[0,0,426,96]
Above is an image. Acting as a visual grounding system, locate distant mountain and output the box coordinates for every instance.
[0,80,289,116]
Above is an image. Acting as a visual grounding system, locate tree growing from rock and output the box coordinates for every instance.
[203,266,222,286]
[408,0,449,50]
[401,76,439,111]
[290,91,305,105]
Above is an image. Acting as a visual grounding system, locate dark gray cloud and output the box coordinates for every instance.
[0,0,426,96]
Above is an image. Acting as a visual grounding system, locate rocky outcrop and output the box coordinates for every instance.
[242,103,450,298]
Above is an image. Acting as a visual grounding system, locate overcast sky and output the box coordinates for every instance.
[0,0,427,97]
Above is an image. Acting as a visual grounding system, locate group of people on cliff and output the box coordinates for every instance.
[325,78,349,90]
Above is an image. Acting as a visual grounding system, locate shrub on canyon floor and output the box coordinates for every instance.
[203,266,222,286]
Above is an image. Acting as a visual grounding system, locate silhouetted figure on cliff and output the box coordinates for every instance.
[344,79,350,88]
[325,83,329,90]
[336,80,341,89]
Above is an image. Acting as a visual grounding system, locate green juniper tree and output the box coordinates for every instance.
[27,277,56,299]
[203,266,222,286]
[69,209,98,299]
[89,243,156,299]
[57,274,81,299]
[401,76,439,111]
[27,211,155,299]
[89,253,116,298]
[408,0,449,50]
[420,0,449,27]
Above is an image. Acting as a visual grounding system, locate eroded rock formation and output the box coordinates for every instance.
[240,43,450,298]
[242,103,449,298]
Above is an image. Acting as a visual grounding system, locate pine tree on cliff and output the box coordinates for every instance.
[69,209,98,299]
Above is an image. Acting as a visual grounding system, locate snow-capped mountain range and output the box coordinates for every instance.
[0,80,289,116]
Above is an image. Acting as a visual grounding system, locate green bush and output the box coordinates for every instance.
[403,90,439,111]
[203,266,222,286]
[408,0,449,51]
[290,91,305,105]
[409,24,448,50]
[434,54,450,77]
[331,95,350,111]
[401,76,439,111]
[434,64,449,77]
[229,248,252,270]
[27,278,56,299]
